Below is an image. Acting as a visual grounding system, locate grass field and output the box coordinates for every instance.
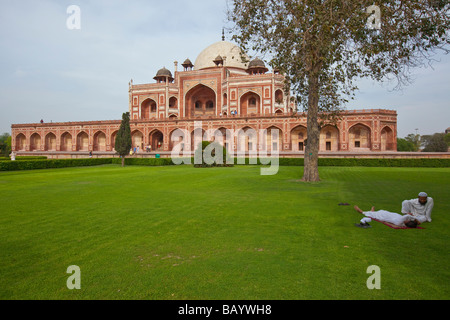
[0,164,448,300]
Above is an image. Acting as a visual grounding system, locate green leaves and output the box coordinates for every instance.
[114,112,132,159]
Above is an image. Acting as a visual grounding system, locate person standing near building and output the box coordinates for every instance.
[401,192,434,223]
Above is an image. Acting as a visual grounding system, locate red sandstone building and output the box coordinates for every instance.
[11,40,397,156]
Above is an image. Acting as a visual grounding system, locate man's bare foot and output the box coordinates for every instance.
[354,206,363,213]
[371,206,375,211]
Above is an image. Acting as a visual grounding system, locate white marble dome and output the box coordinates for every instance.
[194,41,249,70]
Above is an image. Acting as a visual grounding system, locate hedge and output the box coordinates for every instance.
[0,156,48,161]
[0,158,113,171]
[0,157,448,171]
[111,157,175,166]
[275,157,449,167]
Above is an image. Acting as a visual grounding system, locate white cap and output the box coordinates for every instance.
[418,192,428,197]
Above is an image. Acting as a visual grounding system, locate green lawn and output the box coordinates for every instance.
[0,164,448,300]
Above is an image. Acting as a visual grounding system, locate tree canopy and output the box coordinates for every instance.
[228,0,450,181]
[0,133,12,157]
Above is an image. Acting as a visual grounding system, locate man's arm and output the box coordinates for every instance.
[401,199,412,215]
[425,198,434,222]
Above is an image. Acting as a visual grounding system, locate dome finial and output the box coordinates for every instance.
[222,28,225,41]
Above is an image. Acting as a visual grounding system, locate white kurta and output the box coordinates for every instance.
[363,210,414,227]
[401,197,433,223]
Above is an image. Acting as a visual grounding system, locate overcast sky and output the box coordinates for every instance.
[1,0,449,138]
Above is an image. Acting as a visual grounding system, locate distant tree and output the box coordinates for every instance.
[0,133,11,157]
[420,134,432,149]
[228,0,450,181]
[404,133,421,152]
[422,133,448,152]
[397,138,416,152]
[114,112,132,167]
[444,133,450,147]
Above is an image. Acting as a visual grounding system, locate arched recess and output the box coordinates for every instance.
[93,131,107,151]
[240,91,261,116]
[191,127,206,151]
[149,129,164,151]
[141,98,157,120]
[15,133,26,151]
[76,131,89,151]
[169,128,185,151]
[320,125,340,151]
[45,132,57,151]
[169,97,178,109]
[381,126,395,151]
[275,89,284,104]
[185,84,216,118]
[110,131,118,151]
[264,126,283,152]
[132,130,144,150]
[213,127,233,151]
[30,133,41,151]
[290,125,307,151]
[61,132,73,151]
[237,126,257,153]
[349,123,371,151]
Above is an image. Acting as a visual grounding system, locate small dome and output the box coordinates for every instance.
[247,57,268,74]
[213,55,224,66]
[248,58,266,68]
[182,59,193,67]
[155,67,172,78]
[154,67,174,82]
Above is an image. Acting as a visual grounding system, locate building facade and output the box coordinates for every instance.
[11,40,397,155]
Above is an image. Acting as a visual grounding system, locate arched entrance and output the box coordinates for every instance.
[132,130,144,151]
[290,125,307,151]
[320,126,339,151]
[15,133,26,151]
[149,129,163,151]
[349,124,371,151]
[191,128,206,151]
[111,131,118,151]
[141,98,157,120]
[30,133,41,151]
[61,132,72,151]
[93,131,107,151]
[237,126,257,153]
[213,127,233,152]
[240,91,260,116]
[381,126,395,151]
[185,84,216,118]
[77,132,89,151]
[45,133,57,151]
[264,126,283,152]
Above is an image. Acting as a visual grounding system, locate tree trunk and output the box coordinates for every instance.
[302,72,320,182]
[121,156,125,167]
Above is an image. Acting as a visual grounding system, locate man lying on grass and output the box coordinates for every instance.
[354,205,420,229]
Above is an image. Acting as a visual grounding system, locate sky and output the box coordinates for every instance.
[0,0,449,138]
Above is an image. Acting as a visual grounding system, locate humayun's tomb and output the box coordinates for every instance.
[11,39,400,158]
